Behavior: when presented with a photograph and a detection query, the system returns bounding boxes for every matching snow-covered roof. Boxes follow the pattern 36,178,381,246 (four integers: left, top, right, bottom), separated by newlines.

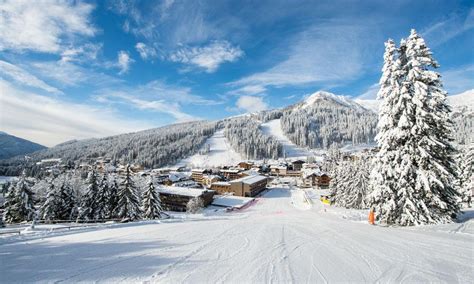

157,186,210,197
220,169,241,173
212,181,231,186
212,195,254,208
231,175,267,185
191,169,206,173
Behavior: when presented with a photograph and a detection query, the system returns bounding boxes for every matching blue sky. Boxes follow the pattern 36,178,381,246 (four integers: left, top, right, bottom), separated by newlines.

0,0,473,146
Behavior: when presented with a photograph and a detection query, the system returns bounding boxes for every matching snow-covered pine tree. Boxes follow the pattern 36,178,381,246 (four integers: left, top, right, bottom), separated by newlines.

369,30,460,226
95,174,111,220
338,159,371,209
459,143,473,208
41,182,58,221
2,182,18,224
3,172,36,223
57,179,76,220
142,178,163,219
116,165,141,220
78,169,100,220
107,177,119,219
368,39,400,224
329,161,353,205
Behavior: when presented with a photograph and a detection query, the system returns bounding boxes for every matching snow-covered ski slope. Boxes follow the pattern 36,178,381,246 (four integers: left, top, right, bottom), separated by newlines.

2,187,472,283
260,119,316,158
175,129,243,168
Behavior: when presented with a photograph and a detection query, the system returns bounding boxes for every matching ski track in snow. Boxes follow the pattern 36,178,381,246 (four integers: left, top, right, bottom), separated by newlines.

174,129,243,168
1,188,473,283
260,119,315,158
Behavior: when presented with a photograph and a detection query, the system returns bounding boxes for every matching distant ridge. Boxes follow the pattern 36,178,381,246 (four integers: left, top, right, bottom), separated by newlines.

0,132,47,160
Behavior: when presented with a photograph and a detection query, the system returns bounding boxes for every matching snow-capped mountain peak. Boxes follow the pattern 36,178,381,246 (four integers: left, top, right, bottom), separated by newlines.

448,89,474,113
300,91,366,111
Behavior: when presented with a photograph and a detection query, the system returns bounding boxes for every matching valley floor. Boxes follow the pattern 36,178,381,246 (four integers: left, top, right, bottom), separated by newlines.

1,187,473,283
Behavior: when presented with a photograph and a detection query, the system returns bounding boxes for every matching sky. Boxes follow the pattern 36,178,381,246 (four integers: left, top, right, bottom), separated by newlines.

0,0,473,147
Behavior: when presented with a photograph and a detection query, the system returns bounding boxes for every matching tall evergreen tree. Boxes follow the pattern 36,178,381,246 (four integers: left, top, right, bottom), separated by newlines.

2,182,18,224
3,172,35,223
41,182,58,221
55,179,76,220
107,177,119,219
142,178,163,219
78,169,100,220
95,174,111,220
368,39,400,224
459,143,473,208
116,165,141,220
369,30,460,226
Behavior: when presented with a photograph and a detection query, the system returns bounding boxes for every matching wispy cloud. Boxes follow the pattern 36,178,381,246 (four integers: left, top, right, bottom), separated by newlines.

170,41,243,73
135,42,157,60
421,8,474,47
0,0,96,53
60,43,102,63
94,80,221,121
230,23,368,92
0,60,62,94
96,92,196,122
235,95,268,113
30,60,123,88
117,51,134,74
441,64,474,94
357,83,380,100
0,80,153,147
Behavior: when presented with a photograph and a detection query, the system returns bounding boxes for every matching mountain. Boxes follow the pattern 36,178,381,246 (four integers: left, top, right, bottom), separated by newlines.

0,132,47,160
0,90,470,175
279,91,378,148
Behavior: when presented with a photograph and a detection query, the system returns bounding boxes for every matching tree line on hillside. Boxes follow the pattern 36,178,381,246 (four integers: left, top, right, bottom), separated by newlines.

223,117,283,159
1,165,165,224
280,102,378,149
0,121,218,176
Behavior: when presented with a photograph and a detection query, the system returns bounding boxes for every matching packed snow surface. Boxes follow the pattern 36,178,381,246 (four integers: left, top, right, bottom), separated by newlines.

1,187,472,283
260,119,316,158
174,129,243,168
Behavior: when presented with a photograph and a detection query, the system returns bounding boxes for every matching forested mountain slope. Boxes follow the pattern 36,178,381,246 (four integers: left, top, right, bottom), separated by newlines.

0,132,47,160
280,91,378,148
0,121,217,175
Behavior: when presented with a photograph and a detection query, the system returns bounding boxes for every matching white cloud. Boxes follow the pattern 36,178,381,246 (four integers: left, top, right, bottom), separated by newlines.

30,61,123,88
441,64,474,94
0,80,153,147
236,96,268,113
96,92,196,122
135,42,157,60
230,24,367,91
117,51,134,74
421,9,474,47
228,85,267,96
0,60,62,94
60,43,102,63
94,80,220,122
0,0,96,53
357,83,380,100
169,41,244,72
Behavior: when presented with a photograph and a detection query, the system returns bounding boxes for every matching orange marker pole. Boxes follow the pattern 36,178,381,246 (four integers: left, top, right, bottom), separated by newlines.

368,209,375,225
